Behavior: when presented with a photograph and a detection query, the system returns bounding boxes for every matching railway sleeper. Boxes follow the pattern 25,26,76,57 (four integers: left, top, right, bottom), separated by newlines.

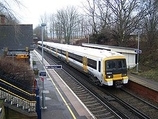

95,112,113,118
90,105,105,111
95,111,111,116
92,108,107,113
76,86,83,89
82,97,96,101
84,100,98,104
104,95,115,101
89,76,101,85
74,90,87,94
76,93,90,97
79,96,95,101
86,102,101,107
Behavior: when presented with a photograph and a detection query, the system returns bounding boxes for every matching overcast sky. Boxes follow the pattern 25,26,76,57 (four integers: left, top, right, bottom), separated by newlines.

13,0,86,28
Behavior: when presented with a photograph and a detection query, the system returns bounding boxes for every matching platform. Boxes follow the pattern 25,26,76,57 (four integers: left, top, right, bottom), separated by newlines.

31,50,94,119
129,73,158,92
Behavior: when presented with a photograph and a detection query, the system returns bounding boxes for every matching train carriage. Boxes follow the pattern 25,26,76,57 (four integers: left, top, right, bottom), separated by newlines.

38,41,128,87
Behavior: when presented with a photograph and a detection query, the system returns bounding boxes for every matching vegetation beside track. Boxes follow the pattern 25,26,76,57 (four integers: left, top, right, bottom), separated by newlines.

130,66,158,82
0,57,35,92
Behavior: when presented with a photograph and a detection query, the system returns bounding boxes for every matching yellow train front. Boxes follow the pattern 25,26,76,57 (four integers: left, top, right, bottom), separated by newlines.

3,47,30,64
15,54,30,63
102,57,128,88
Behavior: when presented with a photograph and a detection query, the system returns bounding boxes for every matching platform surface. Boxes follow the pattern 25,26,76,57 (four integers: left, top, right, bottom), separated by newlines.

31,50,94,119
129,73,158,92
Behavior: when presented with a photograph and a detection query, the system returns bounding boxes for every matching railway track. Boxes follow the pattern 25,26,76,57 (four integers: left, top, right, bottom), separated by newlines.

55,69,123,119
37,49,158,119
104,88,158,119
38,49,123,119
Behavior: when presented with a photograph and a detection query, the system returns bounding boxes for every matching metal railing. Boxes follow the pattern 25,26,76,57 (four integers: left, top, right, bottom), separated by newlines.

0,78,36,112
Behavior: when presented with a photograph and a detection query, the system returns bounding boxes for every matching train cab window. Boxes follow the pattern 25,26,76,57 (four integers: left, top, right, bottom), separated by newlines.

106,61,115,69
106,59,126,71
121,60,126,68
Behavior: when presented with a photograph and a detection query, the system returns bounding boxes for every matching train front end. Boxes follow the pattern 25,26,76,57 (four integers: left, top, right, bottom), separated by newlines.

103,57,128,88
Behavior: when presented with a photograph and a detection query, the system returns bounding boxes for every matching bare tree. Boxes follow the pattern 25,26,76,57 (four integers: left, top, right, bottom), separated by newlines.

79,14,93,41
71,14,90,40
92,0,113,43
82,0,99,35
142,0,158,48
82,0,147,46
33,25,41,40
105,0,146,46
82,0,112,36
0,0,21,24
56,6,79,44
39,13,48,24
49,14,56,40
55,21,63,42
39,13,48,40
141,0,158,64
96,0,112,30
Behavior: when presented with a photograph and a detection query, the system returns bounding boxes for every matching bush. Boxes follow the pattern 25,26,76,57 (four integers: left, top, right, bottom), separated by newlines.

0,57,35,92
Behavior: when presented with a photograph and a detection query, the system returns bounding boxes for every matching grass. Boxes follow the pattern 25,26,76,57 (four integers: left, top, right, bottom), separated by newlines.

138,69,158,81
129,65,158,82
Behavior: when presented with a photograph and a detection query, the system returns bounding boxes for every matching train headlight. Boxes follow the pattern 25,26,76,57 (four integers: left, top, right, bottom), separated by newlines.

122,73,127,77
106,74,113,78
106,72,113,78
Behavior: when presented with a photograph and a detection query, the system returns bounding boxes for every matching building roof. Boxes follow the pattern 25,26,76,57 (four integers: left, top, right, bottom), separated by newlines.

82,43,137,54
0,24,33,50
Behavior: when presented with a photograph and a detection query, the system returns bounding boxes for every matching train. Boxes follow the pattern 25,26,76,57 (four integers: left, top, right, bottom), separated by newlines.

3,47,30,64
37,41,128,87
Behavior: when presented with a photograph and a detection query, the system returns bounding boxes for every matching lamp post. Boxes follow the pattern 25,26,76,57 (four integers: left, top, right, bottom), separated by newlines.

41,23,46,65
41,23,46,109
136,31,140,73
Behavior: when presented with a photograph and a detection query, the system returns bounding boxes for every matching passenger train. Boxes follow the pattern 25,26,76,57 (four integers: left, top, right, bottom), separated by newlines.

37,41,128,87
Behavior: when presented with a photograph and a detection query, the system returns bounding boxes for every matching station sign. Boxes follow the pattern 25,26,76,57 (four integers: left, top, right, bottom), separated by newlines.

135,49,142,54
45,65,62,69
39,70,47,77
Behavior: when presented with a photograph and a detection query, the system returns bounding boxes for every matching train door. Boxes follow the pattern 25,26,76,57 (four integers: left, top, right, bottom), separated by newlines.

83,56,88,72
56,49,58,57
66,51,69,62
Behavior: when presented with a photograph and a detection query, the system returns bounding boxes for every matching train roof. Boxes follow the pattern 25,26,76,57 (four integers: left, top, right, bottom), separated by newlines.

39,41,125,59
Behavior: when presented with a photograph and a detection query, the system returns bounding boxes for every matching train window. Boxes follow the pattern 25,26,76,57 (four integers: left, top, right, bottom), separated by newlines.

135,54,138,64
98,61,101,72
53,48,56,52
68,52,82,63
68,52,72,57
51,48,55,52
58,49,62,53
61,50,66,55
68,52,74,59
74,54,82,62
88,58,96,69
